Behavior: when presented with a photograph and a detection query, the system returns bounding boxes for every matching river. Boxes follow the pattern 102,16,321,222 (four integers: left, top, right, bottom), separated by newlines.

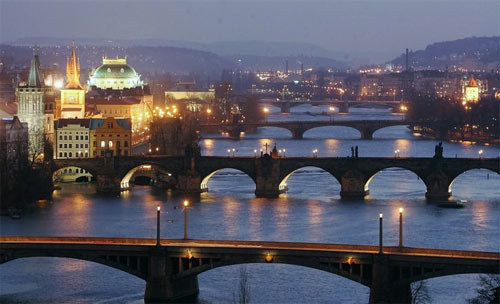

1,106,499,303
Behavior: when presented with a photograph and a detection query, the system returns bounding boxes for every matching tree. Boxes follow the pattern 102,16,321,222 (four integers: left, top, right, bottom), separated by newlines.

233,266,250,304
412,280,432,304
468,274,500,304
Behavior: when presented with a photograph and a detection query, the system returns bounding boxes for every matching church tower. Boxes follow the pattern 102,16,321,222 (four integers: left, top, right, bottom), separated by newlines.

16,48,48,155
60,42,85,118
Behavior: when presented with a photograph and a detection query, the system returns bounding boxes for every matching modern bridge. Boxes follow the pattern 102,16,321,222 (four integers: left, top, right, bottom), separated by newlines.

0,236,498,303
199,120,413,139
52,154,500,200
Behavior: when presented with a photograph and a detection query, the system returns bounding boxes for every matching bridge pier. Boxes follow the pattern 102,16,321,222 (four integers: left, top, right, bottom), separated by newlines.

369,255,412,304
280,102,290,113
255,156,282,198
176,172,202,195
425,172,452,201
359,128,374,140
338,102,349,114
145,251,199,303
340,170,369,200
96,174,121,193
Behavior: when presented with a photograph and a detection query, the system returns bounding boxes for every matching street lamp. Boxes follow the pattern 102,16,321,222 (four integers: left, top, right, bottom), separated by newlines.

282,148,286,157
254,149,257,157
398,208,403,249
313,149,318,158
478,149,483,159
379,213,383,254
156,206,161,247
183,200,189,239
329,106,335,122
263,107,269,122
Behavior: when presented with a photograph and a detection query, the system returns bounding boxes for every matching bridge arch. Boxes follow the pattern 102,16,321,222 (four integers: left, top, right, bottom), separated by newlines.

279,166,341,194
52,166,95,183
254,126,293,138
364,167,427,195
201,168,256,192
372,125,411,139
302,126,361,139
120,163,175,190
0,253,148,280
448,168,500,198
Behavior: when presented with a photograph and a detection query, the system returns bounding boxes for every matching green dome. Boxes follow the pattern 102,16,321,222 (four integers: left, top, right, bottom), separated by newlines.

88,57,143,90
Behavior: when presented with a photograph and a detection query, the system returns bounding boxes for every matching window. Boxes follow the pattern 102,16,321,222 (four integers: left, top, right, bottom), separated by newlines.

76,168,79,173
64,152,67,157
93,141,96,147
116,141,120,147
64,136,67,140
59,144,62,148
69,144,72,148
76,136,79,140
64,144,67,148
59,152,62,157
124,141,128,147
85,152,88,157
69,136,72,140
108,122,113,128
101,141,105,148
100,151,104,156
93,151,96,157
108,140,113,148
85,136,88,140
59,135,62,140
69,152,72,157
76,144,79,148
85,144,88,148
69,168,72,173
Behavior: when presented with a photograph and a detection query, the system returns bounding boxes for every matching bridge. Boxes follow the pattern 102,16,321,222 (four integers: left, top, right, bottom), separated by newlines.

1,236,498,303
258,99,407,114
200,120,413,139
52,154,500,200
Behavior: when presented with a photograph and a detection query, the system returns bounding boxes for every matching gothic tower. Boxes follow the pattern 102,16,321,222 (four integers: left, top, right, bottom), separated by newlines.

60,42,85,118
16,48,48,156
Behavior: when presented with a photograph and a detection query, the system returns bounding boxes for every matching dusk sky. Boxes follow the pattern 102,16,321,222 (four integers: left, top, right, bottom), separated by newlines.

0,0,499,60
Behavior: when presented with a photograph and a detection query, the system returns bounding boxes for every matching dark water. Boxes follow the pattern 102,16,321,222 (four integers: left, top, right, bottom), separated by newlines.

1,107,499,303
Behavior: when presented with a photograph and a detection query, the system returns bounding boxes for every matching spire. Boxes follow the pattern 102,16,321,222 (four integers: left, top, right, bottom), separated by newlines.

27,47,43,88
66,42,82,89
468,76,478,87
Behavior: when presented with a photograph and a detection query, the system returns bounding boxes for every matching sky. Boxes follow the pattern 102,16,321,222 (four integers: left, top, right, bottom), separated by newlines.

0,0,499,61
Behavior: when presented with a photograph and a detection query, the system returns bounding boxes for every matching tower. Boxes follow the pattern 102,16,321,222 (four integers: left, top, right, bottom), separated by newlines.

60,42,85,118
464,76,479,103
16,48,47,155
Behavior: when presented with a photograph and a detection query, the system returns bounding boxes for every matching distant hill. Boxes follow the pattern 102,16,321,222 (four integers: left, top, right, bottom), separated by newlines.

389,36,500,70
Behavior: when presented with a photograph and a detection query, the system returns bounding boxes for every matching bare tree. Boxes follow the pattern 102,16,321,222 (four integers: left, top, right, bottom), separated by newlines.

233,266,251,304
468,274,500,304
412,280,432,304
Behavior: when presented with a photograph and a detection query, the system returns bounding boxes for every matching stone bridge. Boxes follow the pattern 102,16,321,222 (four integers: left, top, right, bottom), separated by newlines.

200,120,413,139
0,236,498,303
52,155,500,200
258,99,407,114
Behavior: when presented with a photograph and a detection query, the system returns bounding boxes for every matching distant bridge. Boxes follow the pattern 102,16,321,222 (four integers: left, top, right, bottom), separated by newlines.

1,236,498,303
52,155,500,200
200,120,413,139
258,99,407,113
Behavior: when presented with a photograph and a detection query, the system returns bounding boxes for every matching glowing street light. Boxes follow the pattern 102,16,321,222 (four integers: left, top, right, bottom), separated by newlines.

263,107,269,122
329,106,335,122
183,200,189,239
312,148,318,158
478,150,483,159
156,206,161,247
398,208,403,248
379,212,383,254
282,148,286,157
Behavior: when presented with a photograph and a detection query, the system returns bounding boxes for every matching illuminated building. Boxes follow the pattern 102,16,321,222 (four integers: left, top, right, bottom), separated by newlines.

165,82,215,112
54,118,90,159
15,50,54,154
90,117,131,157
60,43,85,118
88,57,143,90
463,76,479,103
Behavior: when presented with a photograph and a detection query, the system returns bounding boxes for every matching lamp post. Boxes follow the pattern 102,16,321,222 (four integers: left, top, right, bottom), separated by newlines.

478,149,483,159
156,206,161,247
399,208,403,248
379,212,383,254
263,107,269,123
183,200,189,239
329,106,335,122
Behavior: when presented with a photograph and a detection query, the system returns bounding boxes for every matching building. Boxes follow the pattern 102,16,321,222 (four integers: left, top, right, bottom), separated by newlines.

165,82,215,112
463,76,480,103
15,50,53,155
0,117,28,204
59,43,85,118
88,57,143,90
54,118,90,159
90,117,131,157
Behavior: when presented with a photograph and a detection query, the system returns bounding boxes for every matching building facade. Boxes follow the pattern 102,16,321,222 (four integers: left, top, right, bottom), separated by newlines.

88,57,143,90
54,118,90,159
15,51,52,155
90,117,131,157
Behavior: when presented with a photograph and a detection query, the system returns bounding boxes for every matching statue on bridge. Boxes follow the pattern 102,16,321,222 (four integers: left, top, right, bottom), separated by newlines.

434,142,443,159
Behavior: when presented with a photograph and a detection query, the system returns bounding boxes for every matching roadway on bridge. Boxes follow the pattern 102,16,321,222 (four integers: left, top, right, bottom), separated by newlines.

1,236,498,261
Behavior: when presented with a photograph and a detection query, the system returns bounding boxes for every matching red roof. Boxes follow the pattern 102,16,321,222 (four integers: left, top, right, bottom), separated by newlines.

0,102,17,116
468,77,478,87
55,118,90,128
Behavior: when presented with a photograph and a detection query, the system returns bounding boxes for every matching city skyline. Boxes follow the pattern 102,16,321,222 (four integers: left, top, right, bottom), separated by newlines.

0,0,499,62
